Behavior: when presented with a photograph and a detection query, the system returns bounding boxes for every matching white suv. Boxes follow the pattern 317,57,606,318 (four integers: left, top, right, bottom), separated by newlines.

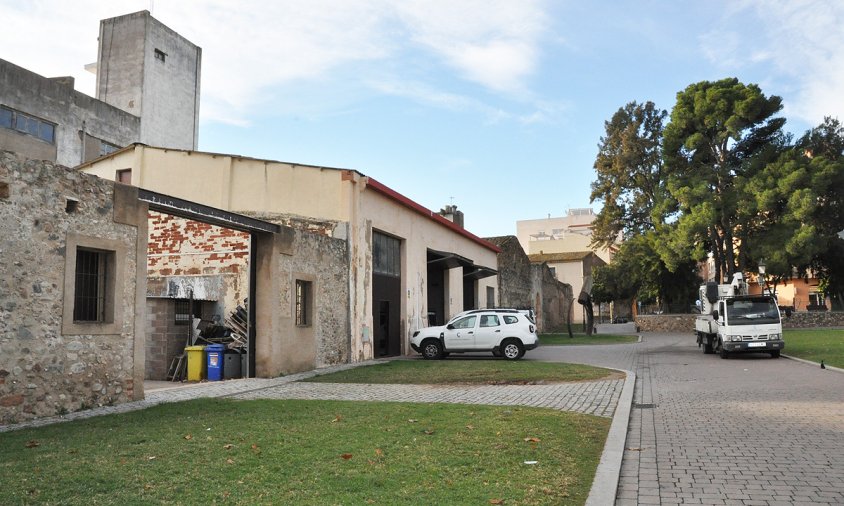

410,309,539,360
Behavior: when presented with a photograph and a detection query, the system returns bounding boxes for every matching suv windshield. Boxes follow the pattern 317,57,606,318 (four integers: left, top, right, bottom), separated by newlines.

726,297,780,325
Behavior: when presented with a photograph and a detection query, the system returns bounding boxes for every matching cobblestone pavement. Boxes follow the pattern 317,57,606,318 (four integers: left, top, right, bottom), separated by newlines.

231,378,624,417
534,333,844,505
0,359,624,433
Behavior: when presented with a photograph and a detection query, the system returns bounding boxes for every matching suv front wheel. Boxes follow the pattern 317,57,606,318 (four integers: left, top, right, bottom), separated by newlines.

421,339,443,360
501,339,524,360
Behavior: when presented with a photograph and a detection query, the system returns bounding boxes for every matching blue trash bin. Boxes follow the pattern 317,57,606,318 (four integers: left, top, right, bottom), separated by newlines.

206,344,225,381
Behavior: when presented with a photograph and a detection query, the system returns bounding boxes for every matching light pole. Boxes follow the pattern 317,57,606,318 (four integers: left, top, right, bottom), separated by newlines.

758,260,767,296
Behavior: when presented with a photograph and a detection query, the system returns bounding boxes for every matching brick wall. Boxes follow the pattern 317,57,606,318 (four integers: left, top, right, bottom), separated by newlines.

147,211,249,317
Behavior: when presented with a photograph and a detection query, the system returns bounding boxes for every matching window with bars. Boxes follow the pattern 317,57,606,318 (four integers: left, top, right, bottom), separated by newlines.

295,280,312,326
73,248,107,322
175,299,202,325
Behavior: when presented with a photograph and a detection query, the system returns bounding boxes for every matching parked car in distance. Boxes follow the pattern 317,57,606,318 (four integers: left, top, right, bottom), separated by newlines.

410,309,539,360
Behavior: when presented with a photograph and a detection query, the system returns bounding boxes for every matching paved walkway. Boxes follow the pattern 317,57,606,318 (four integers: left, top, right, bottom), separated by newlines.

535,333,844,505
0,359,625,432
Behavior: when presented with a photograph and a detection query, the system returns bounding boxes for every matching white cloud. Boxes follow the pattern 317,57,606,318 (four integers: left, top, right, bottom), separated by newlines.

0,0,550,125
394,0,548,94
699,0,844,125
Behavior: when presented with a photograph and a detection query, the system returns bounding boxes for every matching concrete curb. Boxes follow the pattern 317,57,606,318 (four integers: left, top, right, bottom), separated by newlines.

783,354,844,374
586,368,635,506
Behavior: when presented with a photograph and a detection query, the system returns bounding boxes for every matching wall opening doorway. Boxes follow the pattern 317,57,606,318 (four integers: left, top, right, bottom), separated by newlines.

372,231,401,357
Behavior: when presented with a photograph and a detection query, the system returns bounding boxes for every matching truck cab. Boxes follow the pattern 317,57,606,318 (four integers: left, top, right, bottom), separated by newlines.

694,274,784,359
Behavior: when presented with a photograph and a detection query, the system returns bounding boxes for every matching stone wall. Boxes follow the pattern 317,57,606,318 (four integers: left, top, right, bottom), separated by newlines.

533,263,573,332
782,311,844,328
487,235,533,309
0,151,143,424
636,311,844,333
635,314,698,333
278,228,350,369
486,235,573,332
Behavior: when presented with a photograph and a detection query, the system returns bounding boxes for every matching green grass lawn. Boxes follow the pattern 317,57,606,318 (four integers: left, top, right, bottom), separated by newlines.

784,328,844,368
306,359,617,384
0,398,609,505
540,333,640,346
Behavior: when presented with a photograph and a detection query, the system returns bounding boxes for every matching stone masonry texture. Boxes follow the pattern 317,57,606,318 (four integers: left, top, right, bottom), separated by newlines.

0,151,140,424
637,312,844,333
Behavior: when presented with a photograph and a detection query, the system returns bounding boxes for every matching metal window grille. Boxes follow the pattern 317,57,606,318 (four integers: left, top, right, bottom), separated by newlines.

73,249,106,322
174,299,200,325
295,280,311,326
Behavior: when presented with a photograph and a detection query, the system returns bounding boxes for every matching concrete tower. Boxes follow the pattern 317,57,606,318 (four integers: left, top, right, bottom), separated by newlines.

95,10,201,150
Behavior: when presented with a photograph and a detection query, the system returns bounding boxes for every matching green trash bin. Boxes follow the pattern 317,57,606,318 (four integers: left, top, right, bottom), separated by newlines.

185,345,206,381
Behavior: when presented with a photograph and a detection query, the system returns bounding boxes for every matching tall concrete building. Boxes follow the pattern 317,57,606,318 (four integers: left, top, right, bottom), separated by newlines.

0,10,200,168
94,10,201,150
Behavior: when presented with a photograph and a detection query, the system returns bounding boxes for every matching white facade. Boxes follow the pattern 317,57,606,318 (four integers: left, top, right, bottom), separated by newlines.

516,208,614,263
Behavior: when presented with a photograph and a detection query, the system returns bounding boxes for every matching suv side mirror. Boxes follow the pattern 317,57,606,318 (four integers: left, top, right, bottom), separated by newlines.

712,310,719,320
446,324,454,330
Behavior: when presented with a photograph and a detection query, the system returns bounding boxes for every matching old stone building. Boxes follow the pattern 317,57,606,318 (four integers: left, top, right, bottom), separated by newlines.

0,10,199,167
0,149,350,424
485,236,573,332
0,151,147,424
81,144,500,361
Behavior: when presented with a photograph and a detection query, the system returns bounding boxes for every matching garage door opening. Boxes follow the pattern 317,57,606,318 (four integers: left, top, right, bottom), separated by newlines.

372,231,401,357
138,189,279,386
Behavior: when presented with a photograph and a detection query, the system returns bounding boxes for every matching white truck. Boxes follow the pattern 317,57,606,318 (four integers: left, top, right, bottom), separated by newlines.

694,273,784,359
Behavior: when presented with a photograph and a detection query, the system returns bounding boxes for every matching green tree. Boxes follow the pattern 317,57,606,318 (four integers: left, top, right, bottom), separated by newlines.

662,78,786,281
590,101,672,247
590,234,699,311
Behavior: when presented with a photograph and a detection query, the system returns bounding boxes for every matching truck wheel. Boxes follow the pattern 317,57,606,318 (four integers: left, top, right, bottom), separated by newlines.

421,340,443,360
719,340,729,359
770,350,780,358
501,339,524,360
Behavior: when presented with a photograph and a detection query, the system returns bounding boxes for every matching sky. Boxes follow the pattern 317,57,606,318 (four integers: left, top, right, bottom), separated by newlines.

2,0,843,237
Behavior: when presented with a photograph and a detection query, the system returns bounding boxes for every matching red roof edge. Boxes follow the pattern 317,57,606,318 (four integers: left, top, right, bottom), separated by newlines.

364,177,501,254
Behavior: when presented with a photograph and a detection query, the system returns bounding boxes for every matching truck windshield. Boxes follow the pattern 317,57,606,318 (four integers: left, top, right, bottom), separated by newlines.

725,297,780,325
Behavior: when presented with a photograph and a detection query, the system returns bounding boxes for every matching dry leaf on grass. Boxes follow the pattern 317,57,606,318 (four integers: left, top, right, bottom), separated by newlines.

340,453,353,460
226,458,234,464
183,434,193,440
223,444,234,450
489,499,505,504
331,415,343,423
25,440,40,448
523,437,541,443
